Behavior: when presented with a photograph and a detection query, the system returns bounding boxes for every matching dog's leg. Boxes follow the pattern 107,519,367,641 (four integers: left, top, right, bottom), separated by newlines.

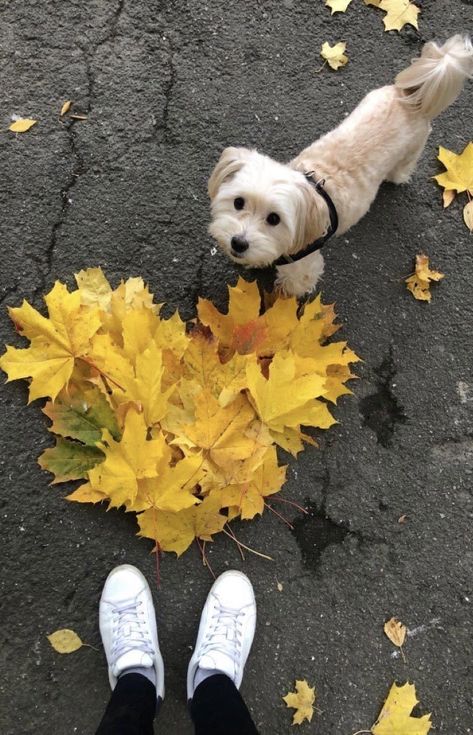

386,130,430,184
275,251,325,297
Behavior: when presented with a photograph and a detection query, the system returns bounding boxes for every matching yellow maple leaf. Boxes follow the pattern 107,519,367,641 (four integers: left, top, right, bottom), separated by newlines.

379,0,420,31
434,142,473,194
9,118,37,133
198,277,263,353
320,42,348,71
129,453,204,513
89,408,168,508
246,351,335,439
405,254,444,302
47,629,84,654
384,617,407,647
0,282,101,401
325,0,353,12
218,446,286,519
372,682,432,735
75,267,112,310
137,493,226,556
283,679,316,725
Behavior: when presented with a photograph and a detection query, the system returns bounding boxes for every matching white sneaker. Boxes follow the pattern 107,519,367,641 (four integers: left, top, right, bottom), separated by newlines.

99,564,164,701
187,570,257,700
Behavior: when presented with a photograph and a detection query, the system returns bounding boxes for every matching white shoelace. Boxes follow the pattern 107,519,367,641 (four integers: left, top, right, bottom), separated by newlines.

111,597,154,662
199,601,246,668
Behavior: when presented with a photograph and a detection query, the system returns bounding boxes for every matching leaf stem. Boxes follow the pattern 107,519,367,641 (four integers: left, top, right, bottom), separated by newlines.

79,356,125,392
264,502,294,530
222,528,273,561
270,495,309,515
225,523,246,560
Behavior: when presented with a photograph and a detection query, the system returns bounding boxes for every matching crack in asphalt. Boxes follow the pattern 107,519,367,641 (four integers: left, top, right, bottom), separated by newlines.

153,37,177,142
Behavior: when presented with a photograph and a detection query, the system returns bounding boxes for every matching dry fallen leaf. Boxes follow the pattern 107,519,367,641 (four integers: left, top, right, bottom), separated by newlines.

325,0,353,12
379,0,420,31
70,114,88,120
60,100,72,116
277,581,283,592
405,254,444,302
47,628,84,654
384,617,407,647
320,41,349,71
364,0,381,5
283,679,316,725
463,200,473,233
9,118,37,133
371,682,432,735
442,189,456,208
434,143,473,194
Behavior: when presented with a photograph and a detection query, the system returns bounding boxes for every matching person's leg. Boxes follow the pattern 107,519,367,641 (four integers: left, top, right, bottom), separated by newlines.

187,570,259,735
95,565,165,735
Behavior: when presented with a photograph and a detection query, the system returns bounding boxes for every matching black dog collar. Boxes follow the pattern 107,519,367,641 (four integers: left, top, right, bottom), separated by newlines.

273,172,339,267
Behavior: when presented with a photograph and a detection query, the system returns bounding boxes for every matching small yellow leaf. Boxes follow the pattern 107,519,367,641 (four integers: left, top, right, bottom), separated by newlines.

325,0,352,12
277,581,283,592
442,189,456,208
372,682,432,735
364,0,381,5
405,254,444,302
60,100,72,116
379,0,420,32
283,679,316,725
434,143,473,194
463,200,473,233
47,628,84,654
9,118,37,133
320,41,348,71
384,617,407,647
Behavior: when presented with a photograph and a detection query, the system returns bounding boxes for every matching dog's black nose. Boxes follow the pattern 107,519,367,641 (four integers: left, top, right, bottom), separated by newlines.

231,235,249,254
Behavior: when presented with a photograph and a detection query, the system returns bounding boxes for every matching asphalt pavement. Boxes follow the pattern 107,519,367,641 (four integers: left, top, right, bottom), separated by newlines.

1,1,472,733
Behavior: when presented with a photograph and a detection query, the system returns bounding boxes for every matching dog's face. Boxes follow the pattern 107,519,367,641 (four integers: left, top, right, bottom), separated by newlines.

208,147,321,266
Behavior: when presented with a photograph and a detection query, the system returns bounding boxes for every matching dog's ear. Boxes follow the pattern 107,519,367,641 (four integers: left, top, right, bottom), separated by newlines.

291,181,325,254
208,147,251,199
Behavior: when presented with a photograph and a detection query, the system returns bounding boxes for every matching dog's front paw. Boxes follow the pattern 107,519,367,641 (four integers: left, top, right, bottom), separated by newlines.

275,252,324,297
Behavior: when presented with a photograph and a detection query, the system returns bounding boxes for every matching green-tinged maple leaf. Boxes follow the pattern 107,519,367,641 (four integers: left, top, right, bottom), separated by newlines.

43,385,120,446
38,438,105,483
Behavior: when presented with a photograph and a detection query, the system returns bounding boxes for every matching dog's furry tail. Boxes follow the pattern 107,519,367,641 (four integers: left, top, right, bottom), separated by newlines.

395,34,473,119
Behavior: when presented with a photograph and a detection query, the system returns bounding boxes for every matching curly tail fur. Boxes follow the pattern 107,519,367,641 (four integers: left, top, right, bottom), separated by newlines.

395,34,473,119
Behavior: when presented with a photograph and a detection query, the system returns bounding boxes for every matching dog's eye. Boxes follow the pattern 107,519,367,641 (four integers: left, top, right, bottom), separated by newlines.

266,212,280,226
234,197,245,211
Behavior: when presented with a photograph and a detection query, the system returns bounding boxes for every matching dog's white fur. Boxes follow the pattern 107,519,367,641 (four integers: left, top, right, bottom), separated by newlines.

208,35,473,296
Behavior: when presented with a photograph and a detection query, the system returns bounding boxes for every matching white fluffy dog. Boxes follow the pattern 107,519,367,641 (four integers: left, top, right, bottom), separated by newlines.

208,35,473,296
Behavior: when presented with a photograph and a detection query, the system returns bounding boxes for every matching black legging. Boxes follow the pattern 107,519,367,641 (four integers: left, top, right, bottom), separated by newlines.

96,672,259,735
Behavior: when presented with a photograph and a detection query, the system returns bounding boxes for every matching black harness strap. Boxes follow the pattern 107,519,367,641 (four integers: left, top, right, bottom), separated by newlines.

273,172,339,267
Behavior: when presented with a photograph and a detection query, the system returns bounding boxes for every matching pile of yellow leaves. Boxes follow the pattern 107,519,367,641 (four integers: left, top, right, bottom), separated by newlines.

0,270,358,557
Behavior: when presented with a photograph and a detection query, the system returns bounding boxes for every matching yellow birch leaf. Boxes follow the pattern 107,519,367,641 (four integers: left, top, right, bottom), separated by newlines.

442,190,456,208
9,118,37,133
384,617,407,647
434,143,473,194
60,100,72,116
47,629,83,654
372,682,432,735
320,42,348,71
325,0,352,12
283,679,316,726
379,0,420,32
463,200,473,232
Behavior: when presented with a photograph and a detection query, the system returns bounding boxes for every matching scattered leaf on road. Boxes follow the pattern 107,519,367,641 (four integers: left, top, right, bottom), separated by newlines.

325,0,353,12
384,617,407,647
463,200,473,233
372,682,432,735
47,629,84,654
442,190,456,208
320,41,349,71
434,143,473,194
277,581,283,592
379,0,420,31
405,254,444,302
283,679,316,725
9,118,37,133
60,100,72,116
